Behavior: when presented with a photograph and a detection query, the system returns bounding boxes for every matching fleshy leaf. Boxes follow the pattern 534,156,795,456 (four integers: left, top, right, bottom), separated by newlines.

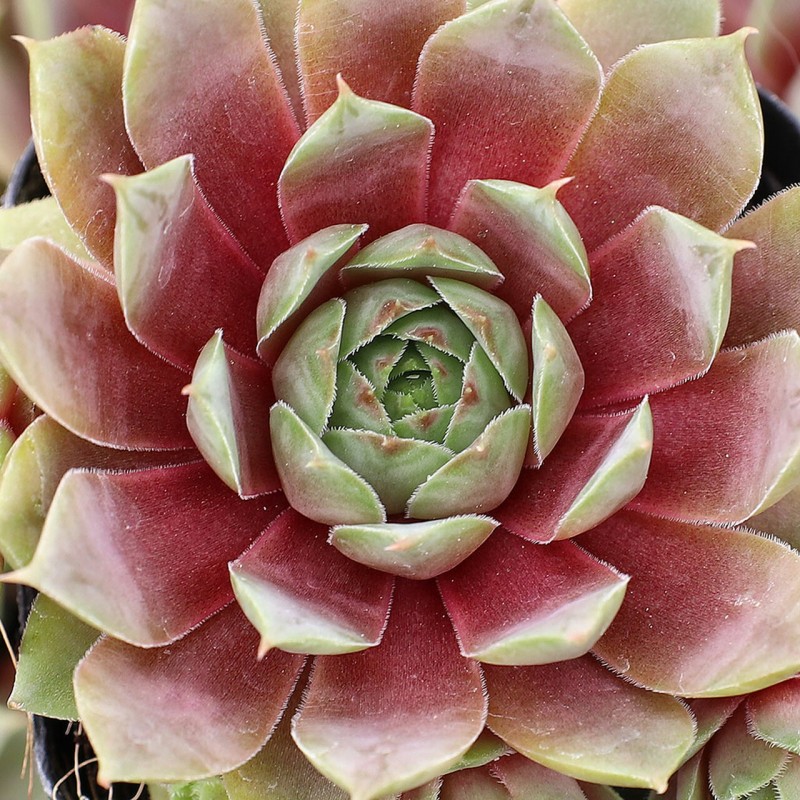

279,80,432,244
230,508,392,655
292,580,486,800
491,754,589,800
0,198,89,261
485,656,695,791
581,510,800,697
441,767,509,799
558,0,720,70
385,305,475,362
256,224,366,365
330,516,498,580
568,208,746,407
439,530,627,665
448,178,591,323
9,594,98,720
11,463,284,646
747,678,800,753
0,239,192,450
447,729,512,773
394,406,456,444
430,277,528,400
414,0,602,224
110,156,263,370
683,696,743,763
632,333,800,523
748,483,800,551
531,295,584,463
340,224,502,290
124,0,299,269
416,342,464,407
257,0,304,123
561,32,762,251
407,406,531,519
74,603,304,783
270,402,386,525
24,27,142,267
775,755,800,800
350,337,408,396
328,362,393,435
297,0,464,121
185,332,280,497
497,400,652,542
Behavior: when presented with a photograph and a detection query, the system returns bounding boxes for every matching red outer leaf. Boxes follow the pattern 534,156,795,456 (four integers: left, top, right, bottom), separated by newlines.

631,333,800,524
0,240,192,451
582,510,800,697
441,766,510,799
747,677,800,753
560,32,762,252
414,0,602,225
123,0,300,270
491,754,588,800
297,0,464,122
258,0,304,123
24,27,142,268
74,603,304,782
292,580,487,799
12,462,285,646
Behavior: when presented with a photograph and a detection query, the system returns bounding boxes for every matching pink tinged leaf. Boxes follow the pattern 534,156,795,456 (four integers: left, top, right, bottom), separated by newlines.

748,0,800,97
448,729,513,773
109,156,263,371
230,508,393,655
581,510,800,697
707,706,789,800
748,483,800,551
531,296,584,463
270,402,386,525
297,0,464,122
723,188,800,348
279,80,433,244
414,0,602,226
441,766,510,799
256,225,367,366
631,333,800,524
257,0,304,124
775,754,800,800
560,31,762,252
406,406,531,519
329,362,394,435
340,224,503,291
747,678,800,753
74,602,304,783
485,656,695,791
448,179,591,324
684,696,744,763
491,754,589,800
0,198,90,262
123,0,299,270
0,415,186,570
23,28,142,268
558,0,720,70
185,332,280,498
438,529,627,665
10,462,285,646
330,516,498,580
292,580,487,800
0,240,192,451
495,399,652,543
669,753,712,800
568,208,748,408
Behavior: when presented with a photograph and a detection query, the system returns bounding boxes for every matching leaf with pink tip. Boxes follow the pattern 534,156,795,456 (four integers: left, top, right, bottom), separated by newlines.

0,239,192,451
496,399,652,542
330,516,497,580
491,754,588,800
441,767,509,799
747,678,800,753
279,81,432,244
439,529,627,665
631,333,800,524
292,580,487,800
10,462,285,646
568,208,746,408
558,0,720,70
124,0,299,270
329,362,394,435
230,508,393,655
185,332,280,498
297,0,463,122
407,406,531,519
775,755,800,800
0,198,90,261
414,0,602,225
723,188,800,348
24,28,142,268
110,156,263,370
561,32,762,252
448,179,591,323
74,603,304,783
581,510,800,697
707,705,788,800
485,656,694,791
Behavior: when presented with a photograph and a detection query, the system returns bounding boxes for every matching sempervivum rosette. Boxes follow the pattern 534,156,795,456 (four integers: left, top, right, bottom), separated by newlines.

3,0,800,798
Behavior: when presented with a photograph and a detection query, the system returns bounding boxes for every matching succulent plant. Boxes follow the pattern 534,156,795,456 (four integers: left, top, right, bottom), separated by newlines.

2,0,800,798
